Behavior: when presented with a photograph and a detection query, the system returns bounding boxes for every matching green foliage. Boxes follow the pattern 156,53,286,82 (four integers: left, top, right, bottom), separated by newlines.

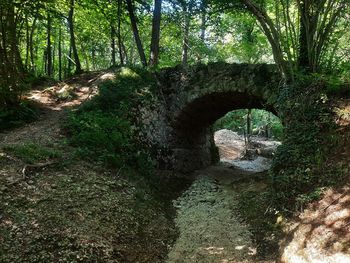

214,109,283,140
64,67,154,173
270,78,346,212
214,110,246,132
3,142,61,164
65,110,135,167
0,101,39,131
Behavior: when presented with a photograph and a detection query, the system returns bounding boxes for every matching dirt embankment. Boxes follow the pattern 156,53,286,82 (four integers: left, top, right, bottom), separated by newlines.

0,72,178,262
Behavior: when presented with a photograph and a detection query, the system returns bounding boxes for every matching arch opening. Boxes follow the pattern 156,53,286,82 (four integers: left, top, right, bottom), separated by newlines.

213,109,282,172
169,91,282,173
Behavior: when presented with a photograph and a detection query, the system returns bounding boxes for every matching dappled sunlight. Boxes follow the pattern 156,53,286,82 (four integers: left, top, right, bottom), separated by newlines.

205,246,225,255
282,186,350,263
25,71,116,111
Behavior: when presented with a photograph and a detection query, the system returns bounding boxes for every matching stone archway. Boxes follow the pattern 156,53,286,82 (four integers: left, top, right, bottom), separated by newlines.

142,62,282,172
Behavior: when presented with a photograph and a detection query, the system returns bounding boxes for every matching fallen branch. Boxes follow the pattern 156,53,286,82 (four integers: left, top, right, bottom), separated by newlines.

22,161,57,180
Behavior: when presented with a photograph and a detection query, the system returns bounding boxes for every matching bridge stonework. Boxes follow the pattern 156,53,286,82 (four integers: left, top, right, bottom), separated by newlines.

140,62,282,173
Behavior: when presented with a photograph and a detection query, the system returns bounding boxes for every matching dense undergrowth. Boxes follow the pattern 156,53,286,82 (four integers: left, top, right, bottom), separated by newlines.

0,100,39,131
64,67,155,174
265,77,348,213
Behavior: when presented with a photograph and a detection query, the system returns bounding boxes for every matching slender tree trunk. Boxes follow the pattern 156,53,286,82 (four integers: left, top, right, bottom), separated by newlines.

68,0,82,74
52,32,56,77
200,0,206,41
29,17,37,71
149,0,162,66
129,44,135,64
243,0,289,79
247,109,252,137
125,0,147,67
121,41,128,64
297,0,310,72
43,50,47,75
47,12,53,77
182,2,192,66
67,45,72,77
25,14,30,69
58,26,62,81
91,48,96,70
111,25,116,67
245,109,252,149
117,0,124,65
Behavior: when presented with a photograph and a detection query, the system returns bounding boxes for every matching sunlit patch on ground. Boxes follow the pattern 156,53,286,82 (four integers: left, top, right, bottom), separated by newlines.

281,186,350,263
25,71,116,111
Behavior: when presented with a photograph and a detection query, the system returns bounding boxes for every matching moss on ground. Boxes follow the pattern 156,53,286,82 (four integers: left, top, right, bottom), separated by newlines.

3,142,61,164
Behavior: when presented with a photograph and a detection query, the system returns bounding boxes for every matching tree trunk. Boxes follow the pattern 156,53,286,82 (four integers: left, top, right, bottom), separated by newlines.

247,109,252,138
121,41,128,64
200,0,207,41
58,26,62,81
182,2,192,66
29,17,37,71
111,25,116,67
117,0,124,65
125,0,147,67
91,48,96,70
297,0,310,72
67,45,72,77
0,2,21,108
25,14,30,69
46,12,53,77
242,0,289,79
68,0,82,74
149,0,162,66
8,3,24,75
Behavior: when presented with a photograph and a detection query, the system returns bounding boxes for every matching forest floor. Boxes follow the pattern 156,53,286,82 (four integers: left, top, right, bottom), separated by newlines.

0,72,180,262
1,72,350,263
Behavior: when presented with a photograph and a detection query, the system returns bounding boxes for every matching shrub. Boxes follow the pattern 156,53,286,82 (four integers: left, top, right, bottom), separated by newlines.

0,101,38,131
64,67,154,173
65,110,135,167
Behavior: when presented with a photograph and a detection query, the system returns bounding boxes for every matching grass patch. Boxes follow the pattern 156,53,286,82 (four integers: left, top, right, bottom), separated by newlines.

3,142,61,164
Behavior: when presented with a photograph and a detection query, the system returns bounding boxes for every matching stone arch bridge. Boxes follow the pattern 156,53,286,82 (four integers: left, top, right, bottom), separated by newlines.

141,62,282,173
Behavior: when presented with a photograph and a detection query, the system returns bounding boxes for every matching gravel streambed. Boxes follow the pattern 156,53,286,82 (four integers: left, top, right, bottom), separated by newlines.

167,170,257,263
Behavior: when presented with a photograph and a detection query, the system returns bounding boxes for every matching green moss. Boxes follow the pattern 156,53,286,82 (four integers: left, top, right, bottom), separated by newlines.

3,142,61,164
